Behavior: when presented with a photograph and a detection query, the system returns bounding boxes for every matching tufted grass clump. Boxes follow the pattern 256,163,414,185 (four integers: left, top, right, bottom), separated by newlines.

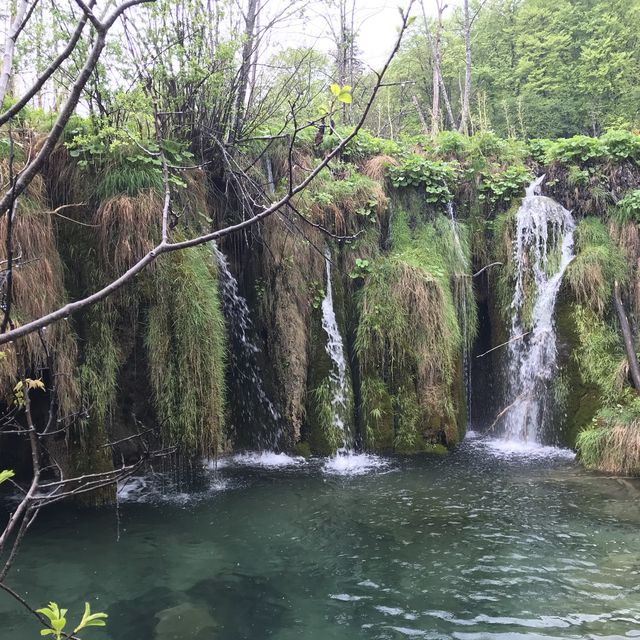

577,400,640,476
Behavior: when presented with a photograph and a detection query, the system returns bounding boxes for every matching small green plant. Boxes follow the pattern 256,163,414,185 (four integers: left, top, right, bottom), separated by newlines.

612,189,640,224
37,602,108,639
478,165,532,206
309,281,325,309
349,258,372,280
355,198,379,222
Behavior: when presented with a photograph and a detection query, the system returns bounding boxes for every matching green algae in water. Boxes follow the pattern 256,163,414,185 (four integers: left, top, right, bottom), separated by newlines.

1,439,640,640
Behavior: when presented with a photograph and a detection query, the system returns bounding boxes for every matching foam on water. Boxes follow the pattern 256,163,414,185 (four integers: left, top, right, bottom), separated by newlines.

117,475,232,505
466,433,575,460
322,452,390,476
224,451,307,468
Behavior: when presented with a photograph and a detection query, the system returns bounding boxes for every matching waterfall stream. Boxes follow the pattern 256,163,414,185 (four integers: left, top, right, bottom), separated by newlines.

213,243,281,449
320,248,352,451
503,176,575,443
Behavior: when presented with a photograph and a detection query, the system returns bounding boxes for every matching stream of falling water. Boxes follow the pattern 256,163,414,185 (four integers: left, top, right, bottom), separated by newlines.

503,176,575,443
213,243,281,449
320,248,352,451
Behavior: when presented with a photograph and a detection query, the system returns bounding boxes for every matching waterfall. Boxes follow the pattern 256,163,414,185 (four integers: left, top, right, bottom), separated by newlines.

446,201,473,422
320,248,352,451
213,243,281,449
503,176,575,443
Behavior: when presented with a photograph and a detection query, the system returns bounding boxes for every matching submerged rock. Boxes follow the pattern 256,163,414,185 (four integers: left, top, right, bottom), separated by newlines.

154,602,217,640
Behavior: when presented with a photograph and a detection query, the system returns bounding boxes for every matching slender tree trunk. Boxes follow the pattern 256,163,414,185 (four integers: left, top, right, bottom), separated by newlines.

230,0,259,143
0,0,29,106
614,280,640,394
459,0,472,133
421,0,452,134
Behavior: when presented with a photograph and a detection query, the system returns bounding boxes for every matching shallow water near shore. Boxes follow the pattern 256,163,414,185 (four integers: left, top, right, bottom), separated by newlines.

2,434,640,640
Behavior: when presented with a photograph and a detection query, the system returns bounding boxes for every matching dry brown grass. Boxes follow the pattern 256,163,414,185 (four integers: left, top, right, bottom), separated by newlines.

609,219,640,321
588,422,640,475
0,195,79,415
93,190,162,274
362,155,398,182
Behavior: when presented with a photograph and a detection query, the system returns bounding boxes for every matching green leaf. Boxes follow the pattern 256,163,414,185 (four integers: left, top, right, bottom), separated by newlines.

0,469,15,484
329,83,340,97
74,602,108,632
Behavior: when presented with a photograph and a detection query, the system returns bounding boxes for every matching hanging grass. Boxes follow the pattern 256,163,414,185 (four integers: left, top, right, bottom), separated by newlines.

146,244,227,455
572,305,628,403
93,189,163,274
356,208,466,446
259,215,324,443
566,218,627,316
577,400,640,476
0,172,79,416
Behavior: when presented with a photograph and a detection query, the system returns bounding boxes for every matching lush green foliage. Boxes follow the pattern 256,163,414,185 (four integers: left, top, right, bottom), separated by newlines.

387,156,457,205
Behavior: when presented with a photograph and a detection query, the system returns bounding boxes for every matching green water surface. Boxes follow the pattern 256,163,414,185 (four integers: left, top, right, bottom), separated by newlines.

2,436,640,640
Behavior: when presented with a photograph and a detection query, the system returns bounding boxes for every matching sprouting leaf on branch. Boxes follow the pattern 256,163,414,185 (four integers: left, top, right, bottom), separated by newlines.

329,84,353,104
37,603,67,640
37,601,108,640
74,602,109,633
12,378,45,407
0,469,15,484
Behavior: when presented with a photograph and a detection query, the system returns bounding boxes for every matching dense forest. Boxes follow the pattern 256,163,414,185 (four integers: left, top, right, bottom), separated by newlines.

1,1,640,638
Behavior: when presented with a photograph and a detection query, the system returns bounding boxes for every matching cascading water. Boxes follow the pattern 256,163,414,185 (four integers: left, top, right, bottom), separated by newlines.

502,176,575,443
320,248,352,451
213,243,281,449
446,201,473,422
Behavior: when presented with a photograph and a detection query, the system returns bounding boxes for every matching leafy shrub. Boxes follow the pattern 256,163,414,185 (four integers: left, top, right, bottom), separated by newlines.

612,189,640,224
546,135,607,163
528,138,554,164
600,129,640,162
434,130,469,156
478,164,533,206
387,155,458,205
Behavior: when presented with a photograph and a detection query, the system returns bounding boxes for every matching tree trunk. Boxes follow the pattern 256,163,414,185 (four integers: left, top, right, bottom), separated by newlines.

421,0,452,134
614,280,640,394
0,0,29,106
230,0,259,143
459,0,472,133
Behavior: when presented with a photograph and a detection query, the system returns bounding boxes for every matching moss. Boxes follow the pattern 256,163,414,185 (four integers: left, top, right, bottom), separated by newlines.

293,441,311,458
356,208,470,450
146,244,227,456
361,376,394,452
